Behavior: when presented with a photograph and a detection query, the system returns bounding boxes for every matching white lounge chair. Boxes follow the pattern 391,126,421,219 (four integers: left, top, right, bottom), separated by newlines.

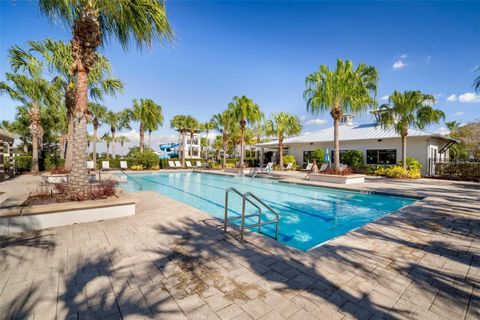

168,160,176,169
87,160,95,171
194,160,205,169
303,163,313,172
185,161,193,168
175,161,183,168
319,163,328,172
102,161,110,171
120,160,128,170
258,162,273,173
285,162,293,171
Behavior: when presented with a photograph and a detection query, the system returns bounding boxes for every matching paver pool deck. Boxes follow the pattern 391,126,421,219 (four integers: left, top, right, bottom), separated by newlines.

0,173,479,319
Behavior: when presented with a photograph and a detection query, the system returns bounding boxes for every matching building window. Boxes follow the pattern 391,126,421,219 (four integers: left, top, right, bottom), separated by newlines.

366,149,396,164
303,151,314,163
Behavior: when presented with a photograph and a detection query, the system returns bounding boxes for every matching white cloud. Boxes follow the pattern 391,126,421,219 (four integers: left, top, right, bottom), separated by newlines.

452,111,464,117
447,94,457,102
458,92,480,103
400,53,408,59
299,115,307,121
305,118,327,126
380,95,389,101
392,59,406,70
435,127,450,136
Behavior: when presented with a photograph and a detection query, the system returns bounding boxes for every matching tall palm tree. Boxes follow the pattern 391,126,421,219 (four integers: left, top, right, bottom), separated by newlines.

129,99,163,154
0,73,59,173
102,133,114,159
251,124,265,161
376,91,445,169
185,116,199,159
116,135,130,157
105,110,131,159
18,39,123,170
202,120,215,159
88,102,107,167
170,115,189,166
212,110,236,169
228,96,264,174
144,108,164,149
265,113,302,170
39,0,172,193
304,59,378,169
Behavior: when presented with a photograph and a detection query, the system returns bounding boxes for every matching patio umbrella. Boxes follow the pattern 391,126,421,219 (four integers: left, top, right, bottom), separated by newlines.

324,148,330,163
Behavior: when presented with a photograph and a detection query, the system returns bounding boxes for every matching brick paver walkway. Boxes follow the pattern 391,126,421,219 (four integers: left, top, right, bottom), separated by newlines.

0,177,479,319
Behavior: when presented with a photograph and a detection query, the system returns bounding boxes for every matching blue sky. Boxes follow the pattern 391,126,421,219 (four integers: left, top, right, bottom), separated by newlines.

1,1,480,148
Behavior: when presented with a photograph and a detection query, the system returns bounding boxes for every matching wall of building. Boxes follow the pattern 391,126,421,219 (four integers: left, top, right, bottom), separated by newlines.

284,136,450,175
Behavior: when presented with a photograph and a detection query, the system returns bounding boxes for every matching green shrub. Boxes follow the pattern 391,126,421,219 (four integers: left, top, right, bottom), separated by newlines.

15,156,32,172
282,155,297,169
44,157,65,170
398,157,422,171
374,165,421,179
340,150,364,168
311,148,325,163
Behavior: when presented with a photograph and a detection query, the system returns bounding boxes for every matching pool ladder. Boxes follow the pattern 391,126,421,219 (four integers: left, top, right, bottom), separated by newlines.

224,187,279,240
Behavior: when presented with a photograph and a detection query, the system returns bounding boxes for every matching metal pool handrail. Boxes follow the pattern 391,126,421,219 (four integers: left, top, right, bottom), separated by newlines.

224,187,261,232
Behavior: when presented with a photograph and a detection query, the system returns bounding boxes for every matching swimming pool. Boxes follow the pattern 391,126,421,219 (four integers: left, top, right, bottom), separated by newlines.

120,172,416,251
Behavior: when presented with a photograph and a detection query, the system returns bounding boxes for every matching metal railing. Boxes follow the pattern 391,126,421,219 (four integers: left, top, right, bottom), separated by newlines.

224,187,279,240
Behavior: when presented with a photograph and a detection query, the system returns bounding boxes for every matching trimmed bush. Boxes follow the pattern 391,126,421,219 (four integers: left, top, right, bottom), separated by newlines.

374,165,421,179
282,155,297,169
15,155,32,172
44,157,65,170
398,157,422,171
340,150,364,168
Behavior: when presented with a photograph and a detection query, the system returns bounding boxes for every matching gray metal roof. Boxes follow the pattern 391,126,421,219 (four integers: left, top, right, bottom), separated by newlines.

258,123,453,147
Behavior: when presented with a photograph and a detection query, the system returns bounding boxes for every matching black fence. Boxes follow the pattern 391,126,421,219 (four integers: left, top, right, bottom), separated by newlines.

428,158,480,182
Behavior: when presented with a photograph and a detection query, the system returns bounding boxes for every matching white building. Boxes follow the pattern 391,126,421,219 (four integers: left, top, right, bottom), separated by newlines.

178,131,201,159
258,115,456,176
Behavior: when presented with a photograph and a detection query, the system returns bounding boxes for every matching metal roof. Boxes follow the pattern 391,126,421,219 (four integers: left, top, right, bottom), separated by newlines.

258,123,453,147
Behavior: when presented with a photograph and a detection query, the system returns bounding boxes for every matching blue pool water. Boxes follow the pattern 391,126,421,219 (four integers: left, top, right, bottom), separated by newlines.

120,172,416,251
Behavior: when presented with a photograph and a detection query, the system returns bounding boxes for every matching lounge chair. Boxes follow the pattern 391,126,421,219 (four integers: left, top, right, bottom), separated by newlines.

258,162,273,173
168,160,176,169
194,160,205,169
120,160,128,170
174,161,183,168
302,163,313,172
319,163,328,172
185,161,193,168
102,161,110,171
285,162,293,171
87,160,95,171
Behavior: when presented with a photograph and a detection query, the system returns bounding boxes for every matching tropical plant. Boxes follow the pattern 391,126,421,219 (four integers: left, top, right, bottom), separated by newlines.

88,102,107,166
27,39,123,169
0,107,31,154
129,99,163,154
265,112,302,170
340,150,364,168
311,148,325,164
38,0,172,193
304,59,378,169
202,120,215,159
446,121,469,160
228,96,263,174
376,91,445,169
212,110,236,168
102,133,114,158
170,115,189,166
104,109,131,159
116,135,130,157
0,68,60,173
144,106,164,149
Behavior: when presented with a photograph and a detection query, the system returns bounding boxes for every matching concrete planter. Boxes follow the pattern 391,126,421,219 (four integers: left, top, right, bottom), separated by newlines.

0,194,136,235
309,174,365,184
41,172,97,184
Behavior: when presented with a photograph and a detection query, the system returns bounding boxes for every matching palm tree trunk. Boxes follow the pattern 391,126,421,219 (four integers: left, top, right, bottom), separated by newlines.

333,117,340,169
239,125,245,175
106,143,110,158
59,135,66,159
22,139,28,154
402,134,407,170
70,63,89,193
139,122,145,154
111,129,116,159
29,104,41,174
92,124,98,169
278,135,284,171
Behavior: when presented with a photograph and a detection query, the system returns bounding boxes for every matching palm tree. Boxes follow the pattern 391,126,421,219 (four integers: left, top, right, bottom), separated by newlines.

304,59,378,169
228,96,264,174
102,133,114,159
0,73,59,173
88,103,107,167
145,109,164,149
19,39,123,170
376,91,445,169
170,115,189,166
251,124,265,162
185,116,199,160
39,0,172,193
105,110,131,159
202,120,215,159
116,136,130,157
129,99,163,154
265,113,302,170
212,110,236,169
